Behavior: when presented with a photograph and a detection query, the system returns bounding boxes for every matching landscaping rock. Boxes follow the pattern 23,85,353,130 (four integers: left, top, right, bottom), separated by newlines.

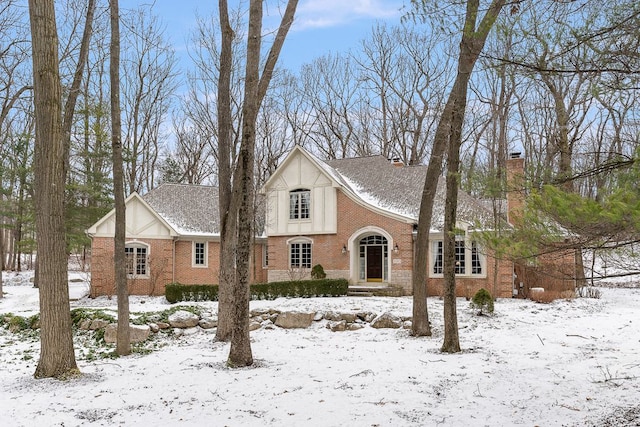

313,312,324,321
104,324,151,344
199,317,217,329
156,322,170,330
357,312,377,323
90,319,110,330
168,310,200,328
79,319,92,330
370,312,403,329
181,327,199,336
402,320,412,329
326,320,347,332
149,323,159,333
249,321,262,331
274,311,315,329
348,323,364,331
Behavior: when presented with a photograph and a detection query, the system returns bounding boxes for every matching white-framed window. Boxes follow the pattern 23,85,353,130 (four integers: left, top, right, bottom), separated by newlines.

262,243,269,268
290,240,312,268
193,241,207,267
125,242,149,277
431,238,485,277
289,189,310,220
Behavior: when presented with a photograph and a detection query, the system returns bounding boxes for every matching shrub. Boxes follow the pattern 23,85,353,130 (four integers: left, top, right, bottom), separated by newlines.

470,288,494,315
165,279,349,303
311,264,326,279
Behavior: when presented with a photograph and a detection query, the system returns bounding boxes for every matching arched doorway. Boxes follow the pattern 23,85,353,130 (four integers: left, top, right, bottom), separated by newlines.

358,235,388,282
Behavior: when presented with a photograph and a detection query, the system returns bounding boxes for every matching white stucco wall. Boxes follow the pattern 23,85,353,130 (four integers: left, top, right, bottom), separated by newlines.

265,150,337,236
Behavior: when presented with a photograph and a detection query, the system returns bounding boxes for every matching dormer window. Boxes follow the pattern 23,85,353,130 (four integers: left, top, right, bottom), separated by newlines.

289,189,310,220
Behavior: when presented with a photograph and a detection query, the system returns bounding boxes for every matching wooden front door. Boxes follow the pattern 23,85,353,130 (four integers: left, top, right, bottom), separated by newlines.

366,246,383,282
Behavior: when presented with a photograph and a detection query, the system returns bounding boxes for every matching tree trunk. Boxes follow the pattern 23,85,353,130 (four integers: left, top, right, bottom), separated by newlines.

412,0,506,341
215,0,236,342
226,0,299,367
29,0,79,379
110,0,130,356
227,0,263,367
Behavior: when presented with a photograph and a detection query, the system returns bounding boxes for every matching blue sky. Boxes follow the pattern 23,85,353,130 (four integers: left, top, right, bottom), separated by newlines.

120,0,407,71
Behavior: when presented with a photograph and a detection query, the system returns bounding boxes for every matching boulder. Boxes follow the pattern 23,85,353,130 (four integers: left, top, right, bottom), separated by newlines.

199,317,218,329
149,323,159,333
90,319,110,330
168,310,200,328
156,322,170,330
348,323,364,331
249,321,262,331
357,312,377,323
326,320,347,332
78,319,92,330
370,312,403,329
104,324,151,344
274,311,315,329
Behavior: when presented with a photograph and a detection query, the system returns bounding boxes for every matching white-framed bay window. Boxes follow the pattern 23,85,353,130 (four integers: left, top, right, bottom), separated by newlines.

431,236,485,277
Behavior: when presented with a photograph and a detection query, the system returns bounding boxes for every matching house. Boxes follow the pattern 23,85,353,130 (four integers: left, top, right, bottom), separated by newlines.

87,145,575,298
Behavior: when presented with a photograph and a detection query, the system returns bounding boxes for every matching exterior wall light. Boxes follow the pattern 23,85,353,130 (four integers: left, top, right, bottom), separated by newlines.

342,244,347,254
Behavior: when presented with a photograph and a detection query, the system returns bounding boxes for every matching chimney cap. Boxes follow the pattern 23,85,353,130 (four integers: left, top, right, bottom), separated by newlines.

509,152,522,159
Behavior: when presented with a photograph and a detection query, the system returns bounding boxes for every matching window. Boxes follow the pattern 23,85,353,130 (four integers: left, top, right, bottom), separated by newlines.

125,244,148,276
290,242,311,268
262,244,269,268
193,242,207,267
471,241,482,274
455,240,465,274
289,189,310,220
433,241,443,274
431,239,484,277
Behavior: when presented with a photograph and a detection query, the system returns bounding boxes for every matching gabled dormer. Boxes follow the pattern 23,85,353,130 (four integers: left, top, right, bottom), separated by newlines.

261,146,339,236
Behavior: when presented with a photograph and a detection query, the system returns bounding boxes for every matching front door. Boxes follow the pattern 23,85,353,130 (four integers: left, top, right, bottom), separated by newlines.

366,245,383,282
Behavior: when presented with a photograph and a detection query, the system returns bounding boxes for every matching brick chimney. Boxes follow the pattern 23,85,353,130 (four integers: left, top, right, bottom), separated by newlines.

506,152,525,226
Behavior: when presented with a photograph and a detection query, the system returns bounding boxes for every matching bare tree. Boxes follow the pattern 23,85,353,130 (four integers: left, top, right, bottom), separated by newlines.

28,0,79,379
121,6,177,194
409,0,508,347
110,0,130,356
221,0,299,367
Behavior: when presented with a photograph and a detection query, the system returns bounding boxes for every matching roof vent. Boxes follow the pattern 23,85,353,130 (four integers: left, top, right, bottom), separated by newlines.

509,152,522,159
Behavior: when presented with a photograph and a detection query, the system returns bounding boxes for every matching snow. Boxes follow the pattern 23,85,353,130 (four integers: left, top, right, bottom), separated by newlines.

1,271,640,426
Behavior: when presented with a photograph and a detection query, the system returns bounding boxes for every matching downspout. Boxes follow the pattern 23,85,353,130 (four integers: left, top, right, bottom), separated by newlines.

172,237,177,283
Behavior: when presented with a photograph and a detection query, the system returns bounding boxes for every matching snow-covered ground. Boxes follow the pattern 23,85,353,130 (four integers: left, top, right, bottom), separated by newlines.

1,270,639,426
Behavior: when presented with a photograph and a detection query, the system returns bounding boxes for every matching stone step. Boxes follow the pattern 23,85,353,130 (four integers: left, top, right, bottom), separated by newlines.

347,290,374,297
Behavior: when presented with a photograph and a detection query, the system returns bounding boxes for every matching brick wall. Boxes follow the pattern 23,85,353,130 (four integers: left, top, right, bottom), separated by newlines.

90,237,174,297
91,237,267,297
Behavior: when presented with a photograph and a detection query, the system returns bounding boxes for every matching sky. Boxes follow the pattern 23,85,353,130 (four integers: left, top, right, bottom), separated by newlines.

120,0,407,72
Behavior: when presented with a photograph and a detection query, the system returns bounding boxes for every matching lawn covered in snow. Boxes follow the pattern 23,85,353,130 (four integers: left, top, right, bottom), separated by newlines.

1,271,639,426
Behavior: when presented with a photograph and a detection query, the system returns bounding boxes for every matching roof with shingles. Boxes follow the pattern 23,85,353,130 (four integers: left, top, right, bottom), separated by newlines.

140,151,503,236
325,155,502,231
142,184,220,235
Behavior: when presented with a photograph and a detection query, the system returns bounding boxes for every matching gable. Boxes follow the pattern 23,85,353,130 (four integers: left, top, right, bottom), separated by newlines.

263,147,338,236
87,193,177,239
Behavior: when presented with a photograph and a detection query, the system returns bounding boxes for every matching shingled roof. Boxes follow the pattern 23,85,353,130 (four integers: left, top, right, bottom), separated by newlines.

142,184,220,235
325,155,501,231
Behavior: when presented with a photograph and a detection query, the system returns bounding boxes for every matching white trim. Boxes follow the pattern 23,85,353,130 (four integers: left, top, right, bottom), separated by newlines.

428,234,487,279
287,237,313,269
125,241,150,279
192,241,208,268
347,226,395,285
